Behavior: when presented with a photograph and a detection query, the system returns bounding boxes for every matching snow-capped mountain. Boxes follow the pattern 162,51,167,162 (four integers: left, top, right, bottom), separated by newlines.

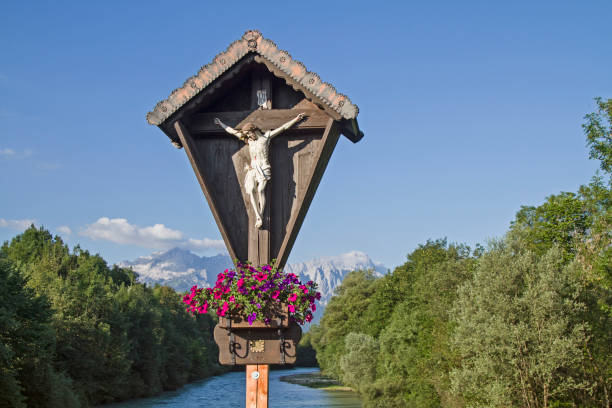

120,248,387,324
120,247,230,291
284,251,387,307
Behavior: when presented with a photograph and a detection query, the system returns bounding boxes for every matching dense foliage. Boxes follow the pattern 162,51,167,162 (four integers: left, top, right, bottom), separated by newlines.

310,98,611,407
0,227,224,407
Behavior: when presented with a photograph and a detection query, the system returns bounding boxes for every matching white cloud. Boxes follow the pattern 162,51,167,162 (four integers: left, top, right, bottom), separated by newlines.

0,218,35,230
184,237,226,252
57,226,72,236
80,217,225,253
0,148,33,159
0,148,15,157
140,223,183,241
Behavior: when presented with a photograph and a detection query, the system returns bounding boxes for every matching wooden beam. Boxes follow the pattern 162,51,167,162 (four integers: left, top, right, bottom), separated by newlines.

188,109,330,134
174,120,238,262
246,365,268,408
341,118,364,143
276,118,341,268
256,365,269,408
246,365,258,408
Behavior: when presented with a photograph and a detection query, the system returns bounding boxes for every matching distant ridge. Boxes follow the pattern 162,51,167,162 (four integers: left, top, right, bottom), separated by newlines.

284,251,387,307
120,248,387,324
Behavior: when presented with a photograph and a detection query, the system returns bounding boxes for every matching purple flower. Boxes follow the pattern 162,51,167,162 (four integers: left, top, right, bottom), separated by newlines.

247,312,257,325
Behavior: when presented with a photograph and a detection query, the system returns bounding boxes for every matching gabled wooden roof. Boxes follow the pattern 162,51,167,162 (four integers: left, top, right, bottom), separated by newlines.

146,30,359,127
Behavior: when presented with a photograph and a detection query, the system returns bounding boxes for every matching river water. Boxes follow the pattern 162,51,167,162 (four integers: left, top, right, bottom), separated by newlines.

105,367,362,408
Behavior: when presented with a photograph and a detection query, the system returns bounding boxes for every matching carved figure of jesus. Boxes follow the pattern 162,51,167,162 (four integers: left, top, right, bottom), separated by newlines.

214,113,305,229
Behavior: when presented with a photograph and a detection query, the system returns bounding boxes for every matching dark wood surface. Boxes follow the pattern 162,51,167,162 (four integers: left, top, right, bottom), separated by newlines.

276,118,340,268
253,55,343,122
187,109,329,134
175,120,242,262
214,323,302,365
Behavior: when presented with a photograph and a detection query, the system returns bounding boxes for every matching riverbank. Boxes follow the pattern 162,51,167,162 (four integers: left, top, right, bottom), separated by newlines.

279,371,354,392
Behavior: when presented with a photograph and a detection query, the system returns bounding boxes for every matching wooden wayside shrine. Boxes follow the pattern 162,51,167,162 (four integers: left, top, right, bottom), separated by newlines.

147,30,362,408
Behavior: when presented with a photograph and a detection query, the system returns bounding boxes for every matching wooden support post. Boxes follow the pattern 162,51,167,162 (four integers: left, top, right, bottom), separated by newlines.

245,61,271,406
246,364,269,408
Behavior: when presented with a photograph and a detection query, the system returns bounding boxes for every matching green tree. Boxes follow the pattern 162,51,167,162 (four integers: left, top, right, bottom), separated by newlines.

310,270,378,378
451,240,609,407
0,258,79,408
372,241,475,408
1,226,224,406
339,332,379,394
584,97,612,175
295,331,318,367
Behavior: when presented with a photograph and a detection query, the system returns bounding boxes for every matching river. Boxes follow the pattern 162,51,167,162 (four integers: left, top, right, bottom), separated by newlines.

104,367,362,407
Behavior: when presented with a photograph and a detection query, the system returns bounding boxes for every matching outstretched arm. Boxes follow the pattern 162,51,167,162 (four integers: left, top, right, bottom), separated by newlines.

214,117,243,139
269,113,306,138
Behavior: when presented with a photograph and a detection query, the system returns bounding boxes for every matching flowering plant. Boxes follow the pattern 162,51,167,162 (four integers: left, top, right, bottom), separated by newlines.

183,262,320,325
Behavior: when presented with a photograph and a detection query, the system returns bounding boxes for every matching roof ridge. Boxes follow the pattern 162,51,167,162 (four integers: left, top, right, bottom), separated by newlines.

146,30,359,126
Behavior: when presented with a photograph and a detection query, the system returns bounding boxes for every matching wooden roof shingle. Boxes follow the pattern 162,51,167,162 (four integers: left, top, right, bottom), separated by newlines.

146,30,359,126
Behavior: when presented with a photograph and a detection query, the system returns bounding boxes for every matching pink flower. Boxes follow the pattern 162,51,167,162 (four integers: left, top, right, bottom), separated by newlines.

305,313,313,322
229,296,235,302
311,303,316,312
255,272,268,282
237,278,245,287
197,301,208,314
214,290,222,300
217,301,229,317
288,293,298,302
271,290,280,300
288,304,295,313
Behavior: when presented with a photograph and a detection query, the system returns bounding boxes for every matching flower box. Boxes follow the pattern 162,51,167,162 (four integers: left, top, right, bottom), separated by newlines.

183,263,320,327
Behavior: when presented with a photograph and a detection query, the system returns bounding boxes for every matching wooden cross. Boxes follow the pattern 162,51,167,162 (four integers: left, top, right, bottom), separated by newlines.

147,30,362,408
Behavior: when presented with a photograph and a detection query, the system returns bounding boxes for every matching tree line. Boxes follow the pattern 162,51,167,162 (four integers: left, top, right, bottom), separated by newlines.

309,98,612,407
0,227,225,407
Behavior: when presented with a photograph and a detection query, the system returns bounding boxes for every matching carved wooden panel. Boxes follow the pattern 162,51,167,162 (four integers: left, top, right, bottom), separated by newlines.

213,323,302,365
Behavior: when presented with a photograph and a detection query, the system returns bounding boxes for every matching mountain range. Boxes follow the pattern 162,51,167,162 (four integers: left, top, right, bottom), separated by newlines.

120,248,387,324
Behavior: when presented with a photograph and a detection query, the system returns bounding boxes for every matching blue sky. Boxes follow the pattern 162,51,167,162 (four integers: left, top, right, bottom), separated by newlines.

1,1,610,269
